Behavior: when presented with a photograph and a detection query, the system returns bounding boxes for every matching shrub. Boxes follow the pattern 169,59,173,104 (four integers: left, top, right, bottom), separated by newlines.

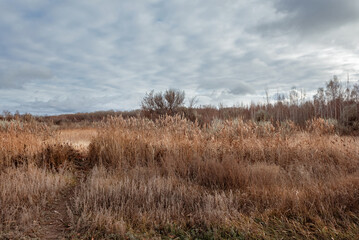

69,116,359,238
141,89,185,118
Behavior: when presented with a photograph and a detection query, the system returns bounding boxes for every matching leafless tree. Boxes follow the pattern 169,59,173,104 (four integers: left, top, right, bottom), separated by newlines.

325,76,343,119
314,87,326,118
164,89,185,114
141,89,185,116
188,96,199,109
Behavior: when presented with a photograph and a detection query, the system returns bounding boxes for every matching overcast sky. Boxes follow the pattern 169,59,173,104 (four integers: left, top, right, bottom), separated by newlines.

1,0,359,115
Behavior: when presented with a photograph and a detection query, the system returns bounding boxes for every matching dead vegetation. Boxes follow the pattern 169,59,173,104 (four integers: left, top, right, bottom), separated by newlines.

71,116,359,239
0,165,73,238
1,116,359,239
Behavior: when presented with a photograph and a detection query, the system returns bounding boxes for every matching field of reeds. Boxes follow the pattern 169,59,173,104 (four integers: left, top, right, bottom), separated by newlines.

1,116,359,239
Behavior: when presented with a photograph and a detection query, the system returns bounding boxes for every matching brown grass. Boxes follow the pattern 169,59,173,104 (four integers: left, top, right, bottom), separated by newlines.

1,116,359,239
0,165,73,238
68,116,359,238
56,128,97,151
0,120,51,168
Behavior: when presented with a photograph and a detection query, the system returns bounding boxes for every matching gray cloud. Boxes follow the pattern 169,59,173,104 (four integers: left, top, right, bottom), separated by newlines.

258,0,359,36
229,82,255,95
21,96,116,114
0,65,52,88
0,0,358,114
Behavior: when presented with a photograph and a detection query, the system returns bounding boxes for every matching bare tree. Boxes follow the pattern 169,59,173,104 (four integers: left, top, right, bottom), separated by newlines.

289,87,299,106
188,96,199,109
141,90,164,115
164,89,185,114
141,89,185,117
325,76,343,119
314,87,326,118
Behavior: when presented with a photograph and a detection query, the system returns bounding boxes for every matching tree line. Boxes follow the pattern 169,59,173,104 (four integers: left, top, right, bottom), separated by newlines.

141,76,359,133
1,76,358,133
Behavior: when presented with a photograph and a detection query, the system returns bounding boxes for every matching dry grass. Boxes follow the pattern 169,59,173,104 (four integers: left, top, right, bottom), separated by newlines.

56,128,97,151
0,120,52,168
0,121,76,238
1,116,359,239
67,116,359,239
0,165,73,238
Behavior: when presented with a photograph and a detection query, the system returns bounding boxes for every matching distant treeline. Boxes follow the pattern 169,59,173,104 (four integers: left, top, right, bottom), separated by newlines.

1,76,358,133
0,110,140,125
139,76,359,133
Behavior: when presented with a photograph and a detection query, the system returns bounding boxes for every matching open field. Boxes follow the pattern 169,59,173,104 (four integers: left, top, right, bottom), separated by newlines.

55,128,97,152
1,116,359,239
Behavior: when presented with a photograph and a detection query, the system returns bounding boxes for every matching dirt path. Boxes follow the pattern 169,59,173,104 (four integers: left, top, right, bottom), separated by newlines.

37,148,90,239
38,184,76,239
31,129,94,239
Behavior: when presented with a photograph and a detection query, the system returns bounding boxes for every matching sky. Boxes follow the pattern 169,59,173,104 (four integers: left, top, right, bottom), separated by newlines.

0,0,359,115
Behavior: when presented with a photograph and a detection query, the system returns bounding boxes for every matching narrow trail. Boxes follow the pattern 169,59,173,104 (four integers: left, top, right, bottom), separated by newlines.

38,184,76,239
37,147,90,239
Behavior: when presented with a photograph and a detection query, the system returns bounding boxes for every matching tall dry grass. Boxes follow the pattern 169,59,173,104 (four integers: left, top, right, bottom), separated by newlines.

0,120,76,238
1,116,359,238
0,120,54,168
67,116,359,238
0,165,73,238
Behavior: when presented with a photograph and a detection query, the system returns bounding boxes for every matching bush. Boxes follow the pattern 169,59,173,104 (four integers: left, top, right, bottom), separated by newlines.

141,89,185,118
